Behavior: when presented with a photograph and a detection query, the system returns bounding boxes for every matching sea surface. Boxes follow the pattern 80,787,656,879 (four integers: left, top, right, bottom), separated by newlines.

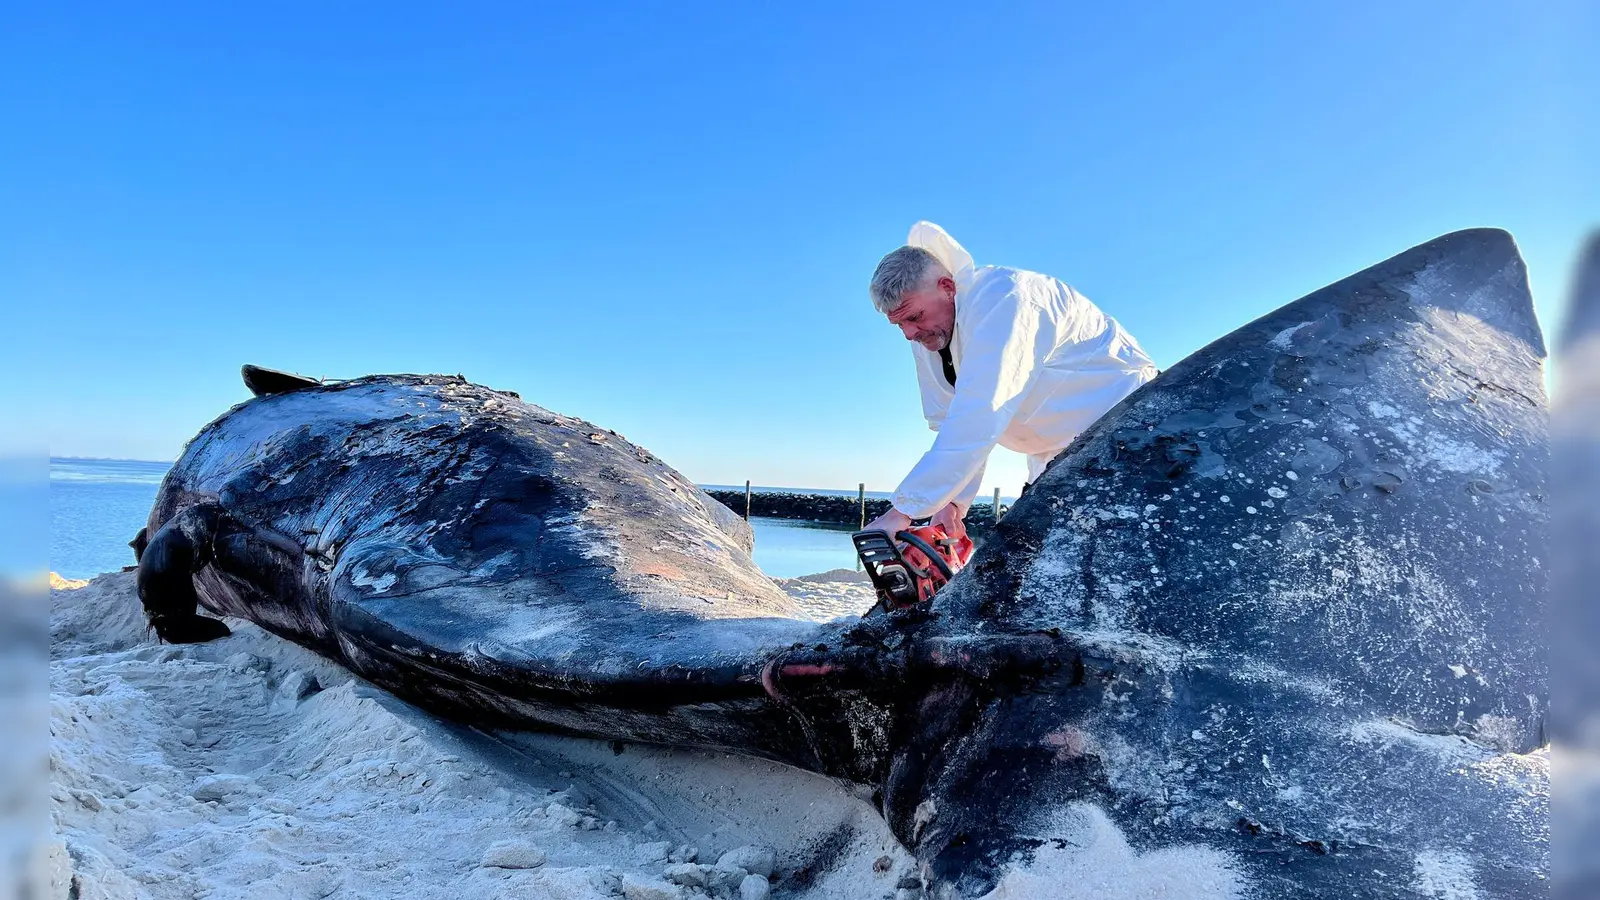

51,459,172,581
49,458,860,581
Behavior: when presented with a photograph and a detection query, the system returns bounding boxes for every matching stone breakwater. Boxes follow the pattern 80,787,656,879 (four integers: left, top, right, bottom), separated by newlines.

703,490,1004,537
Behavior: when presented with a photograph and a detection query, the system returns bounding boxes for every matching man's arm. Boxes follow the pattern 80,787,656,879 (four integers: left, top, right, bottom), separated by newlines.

948,461,987,515
890,281,1054,519
924,461,986,541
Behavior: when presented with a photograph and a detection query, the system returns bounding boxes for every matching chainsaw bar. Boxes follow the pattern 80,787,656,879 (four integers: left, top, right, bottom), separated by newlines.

853,525,975,612
852,529,922,610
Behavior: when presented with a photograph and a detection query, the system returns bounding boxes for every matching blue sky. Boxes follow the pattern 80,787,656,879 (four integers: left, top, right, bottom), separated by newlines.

6,1,1594,495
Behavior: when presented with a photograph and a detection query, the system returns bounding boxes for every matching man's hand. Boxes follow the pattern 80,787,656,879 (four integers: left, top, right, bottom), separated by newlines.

931,501,968,543
863,507,913,538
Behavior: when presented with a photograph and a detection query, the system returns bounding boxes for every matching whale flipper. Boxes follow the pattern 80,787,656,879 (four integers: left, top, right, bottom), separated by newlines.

137,504,232,643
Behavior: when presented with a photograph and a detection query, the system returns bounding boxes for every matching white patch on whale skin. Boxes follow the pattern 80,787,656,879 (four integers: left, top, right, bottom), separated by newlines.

350,568,397,593
1384,418,1504,475
1066,628,1192,669
1268,321,1312,351
470,551,517,578
1346,719,1490,764
544,512,613,562
1412,850,1481,900
1469,714,1523,754
474,608,590,659
912,799,937,841
980,803,1243,900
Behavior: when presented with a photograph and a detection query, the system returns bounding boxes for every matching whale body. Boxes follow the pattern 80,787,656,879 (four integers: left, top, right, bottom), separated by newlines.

138,229,1549,897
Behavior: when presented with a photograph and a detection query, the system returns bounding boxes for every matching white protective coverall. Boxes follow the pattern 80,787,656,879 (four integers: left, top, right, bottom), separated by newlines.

890,222,1158,519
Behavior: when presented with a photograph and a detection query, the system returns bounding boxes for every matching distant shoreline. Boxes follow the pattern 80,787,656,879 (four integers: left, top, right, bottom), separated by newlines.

704,488,1011,534
51,459,1018,505
51,456,174,464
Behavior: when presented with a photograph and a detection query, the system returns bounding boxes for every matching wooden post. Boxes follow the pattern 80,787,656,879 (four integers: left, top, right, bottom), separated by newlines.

857,483,866,571
994,487,1002,523
745,480,752,520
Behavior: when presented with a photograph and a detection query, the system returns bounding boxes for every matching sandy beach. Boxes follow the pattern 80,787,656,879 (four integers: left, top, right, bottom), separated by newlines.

47,569,921,900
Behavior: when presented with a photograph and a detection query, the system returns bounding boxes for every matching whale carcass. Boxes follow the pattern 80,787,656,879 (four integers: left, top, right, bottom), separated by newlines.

134,371,827,759
136,228,1549,897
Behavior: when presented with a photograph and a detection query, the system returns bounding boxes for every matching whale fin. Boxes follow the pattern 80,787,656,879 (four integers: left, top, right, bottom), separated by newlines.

242,364,321,397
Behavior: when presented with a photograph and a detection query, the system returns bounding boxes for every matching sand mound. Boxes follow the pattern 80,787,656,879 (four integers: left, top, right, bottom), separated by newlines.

49,573,88,591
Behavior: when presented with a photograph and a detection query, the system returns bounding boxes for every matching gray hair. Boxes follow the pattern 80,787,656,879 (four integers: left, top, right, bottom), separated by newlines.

869,245,947,314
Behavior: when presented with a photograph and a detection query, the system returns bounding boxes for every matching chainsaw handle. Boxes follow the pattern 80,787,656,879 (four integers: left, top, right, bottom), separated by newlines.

895,529,955,581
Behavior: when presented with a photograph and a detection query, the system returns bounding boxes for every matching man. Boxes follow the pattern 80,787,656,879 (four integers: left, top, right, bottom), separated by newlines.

863,221,1158,542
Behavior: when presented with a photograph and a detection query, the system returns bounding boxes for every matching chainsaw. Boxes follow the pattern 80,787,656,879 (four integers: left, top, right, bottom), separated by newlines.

852,525,974,612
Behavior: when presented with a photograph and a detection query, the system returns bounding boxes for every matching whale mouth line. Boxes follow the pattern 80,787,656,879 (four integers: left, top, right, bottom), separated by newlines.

762,630,1077,703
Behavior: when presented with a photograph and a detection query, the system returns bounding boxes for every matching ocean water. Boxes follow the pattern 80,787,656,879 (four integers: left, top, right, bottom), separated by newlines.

50,459,169,580
745,517,860,578
48,458,860,581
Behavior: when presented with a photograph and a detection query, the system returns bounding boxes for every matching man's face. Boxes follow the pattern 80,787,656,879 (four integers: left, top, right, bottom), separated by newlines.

886,275,958,351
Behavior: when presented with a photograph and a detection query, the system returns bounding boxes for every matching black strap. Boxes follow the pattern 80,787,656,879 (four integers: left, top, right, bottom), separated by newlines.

938,347,957,387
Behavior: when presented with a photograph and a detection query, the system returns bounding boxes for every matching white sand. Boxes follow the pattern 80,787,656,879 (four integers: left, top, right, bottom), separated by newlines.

46,569,1249,899
47,570,912,900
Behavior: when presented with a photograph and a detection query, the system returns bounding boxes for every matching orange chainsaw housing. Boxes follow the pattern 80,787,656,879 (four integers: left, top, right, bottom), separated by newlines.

890,525,974,607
